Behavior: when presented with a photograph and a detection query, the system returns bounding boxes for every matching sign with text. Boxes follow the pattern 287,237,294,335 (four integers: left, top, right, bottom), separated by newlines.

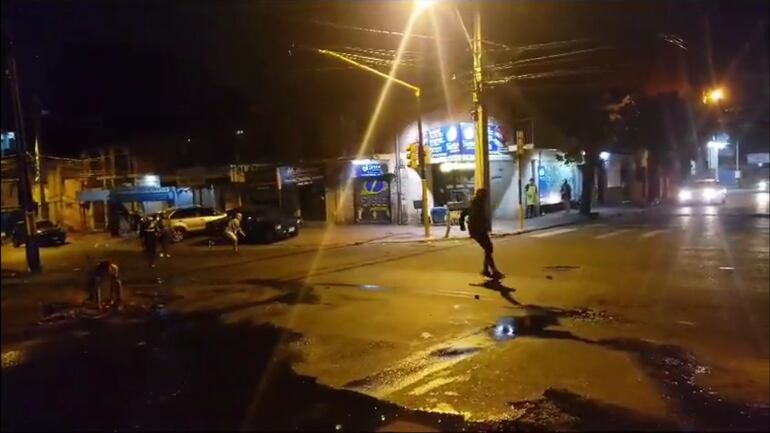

354,161,387,178
425,122,509,164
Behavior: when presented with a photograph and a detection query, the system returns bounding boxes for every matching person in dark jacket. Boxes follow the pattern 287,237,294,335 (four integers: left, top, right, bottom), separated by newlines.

157,214,173,258
560,179,572,213
460,189,504,279
141,215,159,267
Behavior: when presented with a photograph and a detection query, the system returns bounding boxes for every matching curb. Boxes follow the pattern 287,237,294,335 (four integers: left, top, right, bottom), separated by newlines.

369,207,647,245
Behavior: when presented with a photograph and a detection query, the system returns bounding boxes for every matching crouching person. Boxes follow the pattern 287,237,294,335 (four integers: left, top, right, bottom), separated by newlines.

87,260,124,310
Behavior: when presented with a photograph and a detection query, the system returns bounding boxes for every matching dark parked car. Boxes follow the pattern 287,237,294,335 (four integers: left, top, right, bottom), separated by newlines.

207,206,300,244
12,220,67,247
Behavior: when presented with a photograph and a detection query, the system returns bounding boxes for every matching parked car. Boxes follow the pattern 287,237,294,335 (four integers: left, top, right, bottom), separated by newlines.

12,220,67,247
206,206,300,244
160,206,227,242
678,178,727,205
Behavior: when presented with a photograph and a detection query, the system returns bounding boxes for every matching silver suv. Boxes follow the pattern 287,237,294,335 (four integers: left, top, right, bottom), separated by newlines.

163,206,226,242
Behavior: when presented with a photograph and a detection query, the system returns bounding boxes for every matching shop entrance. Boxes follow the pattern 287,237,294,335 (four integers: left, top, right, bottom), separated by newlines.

354,177,391,224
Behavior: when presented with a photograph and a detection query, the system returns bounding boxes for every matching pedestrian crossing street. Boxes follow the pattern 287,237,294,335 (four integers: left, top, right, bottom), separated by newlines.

526,224,671,241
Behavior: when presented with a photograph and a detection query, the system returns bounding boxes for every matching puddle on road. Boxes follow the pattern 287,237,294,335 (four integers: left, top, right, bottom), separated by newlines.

486,307,769,430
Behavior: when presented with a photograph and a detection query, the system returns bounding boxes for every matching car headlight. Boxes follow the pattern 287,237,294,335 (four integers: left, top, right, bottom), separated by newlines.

759,181,768,191
702,188,717,200
274,224,282,230
678,189,692,201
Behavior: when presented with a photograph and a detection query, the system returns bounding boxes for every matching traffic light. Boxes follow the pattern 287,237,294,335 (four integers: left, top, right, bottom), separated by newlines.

423,144,431,165
406,143,419,169
516,130,525,154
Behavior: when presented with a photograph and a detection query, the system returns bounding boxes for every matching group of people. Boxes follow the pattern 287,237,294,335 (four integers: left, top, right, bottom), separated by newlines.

140,213,173,267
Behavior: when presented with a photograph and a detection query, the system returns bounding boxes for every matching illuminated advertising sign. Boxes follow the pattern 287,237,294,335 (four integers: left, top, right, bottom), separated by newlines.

425,122,509,164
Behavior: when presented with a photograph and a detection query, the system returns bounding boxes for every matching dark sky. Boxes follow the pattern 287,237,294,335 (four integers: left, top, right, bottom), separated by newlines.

2,0,767,158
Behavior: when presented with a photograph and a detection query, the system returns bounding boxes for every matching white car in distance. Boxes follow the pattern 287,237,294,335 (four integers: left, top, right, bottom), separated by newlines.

161,206,227,242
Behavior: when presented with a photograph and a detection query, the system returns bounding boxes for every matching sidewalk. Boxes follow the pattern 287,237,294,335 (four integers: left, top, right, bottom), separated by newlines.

295,205,647,246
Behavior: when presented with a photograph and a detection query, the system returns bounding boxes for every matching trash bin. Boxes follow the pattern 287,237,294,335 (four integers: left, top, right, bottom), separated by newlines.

430,207,448,225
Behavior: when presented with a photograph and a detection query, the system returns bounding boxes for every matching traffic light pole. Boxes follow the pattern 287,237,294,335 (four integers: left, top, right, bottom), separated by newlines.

316,48,430,238
6,51,42,273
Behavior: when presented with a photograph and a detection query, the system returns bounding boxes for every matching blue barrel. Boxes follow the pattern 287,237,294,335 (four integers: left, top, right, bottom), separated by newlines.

430,207,448,225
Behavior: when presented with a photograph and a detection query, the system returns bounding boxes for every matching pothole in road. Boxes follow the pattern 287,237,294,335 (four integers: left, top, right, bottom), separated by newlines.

488,306,626,342
429,347,481,359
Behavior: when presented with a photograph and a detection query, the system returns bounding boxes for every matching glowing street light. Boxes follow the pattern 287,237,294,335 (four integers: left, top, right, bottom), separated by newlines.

414,0,438,15
702,87,725,105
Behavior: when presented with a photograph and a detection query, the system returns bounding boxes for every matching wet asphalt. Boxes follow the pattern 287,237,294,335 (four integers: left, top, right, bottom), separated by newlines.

1,190,768,431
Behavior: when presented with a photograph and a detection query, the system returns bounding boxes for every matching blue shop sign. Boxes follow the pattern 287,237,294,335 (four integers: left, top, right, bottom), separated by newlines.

355,161,387,178
426,122,509,164
109,187,175,203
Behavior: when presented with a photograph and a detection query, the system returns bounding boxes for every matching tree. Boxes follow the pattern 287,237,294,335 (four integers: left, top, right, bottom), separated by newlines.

544,90,630,214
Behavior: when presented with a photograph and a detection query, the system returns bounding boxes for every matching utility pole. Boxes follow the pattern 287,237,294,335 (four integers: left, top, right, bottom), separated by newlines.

416,90,430,237
234,129,244,207
33,104,47,219
5,44,42,273
472,5,491,224
516,130,525,230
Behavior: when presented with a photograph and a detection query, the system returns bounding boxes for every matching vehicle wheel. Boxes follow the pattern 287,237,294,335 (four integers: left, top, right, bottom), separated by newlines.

264,229,276,244
291,228,299,237
172,228,186,243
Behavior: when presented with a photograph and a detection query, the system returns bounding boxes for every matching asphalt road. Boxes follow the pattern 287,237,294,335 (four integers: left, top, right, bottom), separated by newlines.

2,190,768,431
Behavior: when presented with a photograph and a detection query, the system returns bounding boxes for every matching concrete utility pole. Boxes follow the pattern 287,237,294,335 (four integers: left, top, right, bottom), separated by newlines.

5,47,42,273
472,5,491,224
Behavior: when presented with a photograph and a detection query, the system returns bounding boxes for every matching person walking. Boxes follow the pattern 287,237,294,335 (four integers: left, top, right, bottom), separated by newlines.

224,212,245,252
158,214,173,258
560,179,572,213
525,178,538,219
460,189,504,279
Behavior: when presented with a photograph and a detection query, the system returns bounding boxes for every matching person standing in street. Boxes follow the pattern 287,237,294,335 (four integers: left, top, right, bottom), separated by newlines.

460,189,504,279
224,212,245,252
560,179,572,214
142,215,159,268
158,214,173,258
525,178,538,219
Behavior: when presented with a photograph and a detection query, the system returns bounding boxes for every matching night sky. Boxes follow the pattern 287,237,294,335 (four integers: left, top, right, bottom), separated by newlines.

2,0,767,159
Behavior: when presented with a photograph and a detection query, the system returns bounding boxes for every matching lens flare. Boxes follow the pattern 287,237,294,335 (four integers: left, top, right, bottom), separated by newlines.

241,10,427,428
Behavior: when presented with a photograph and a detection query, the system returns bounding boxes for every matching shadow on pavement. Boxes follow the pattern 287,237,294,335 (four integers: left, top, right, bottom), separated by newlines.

470,279,521,306
490,307,770,431
1,302,473,432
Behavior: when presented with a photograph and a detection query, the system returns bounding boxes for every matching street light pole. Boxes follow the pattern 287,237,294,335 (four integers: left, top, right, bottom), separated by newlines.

316,48,431,237
471,5,491,225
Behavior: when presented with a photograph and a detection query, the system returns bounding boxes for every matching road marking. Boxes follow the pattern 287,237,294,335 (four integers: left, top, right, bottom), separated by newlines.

639,229,667,239
676,320,697,326
594,229,632,239
530,227,578,238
